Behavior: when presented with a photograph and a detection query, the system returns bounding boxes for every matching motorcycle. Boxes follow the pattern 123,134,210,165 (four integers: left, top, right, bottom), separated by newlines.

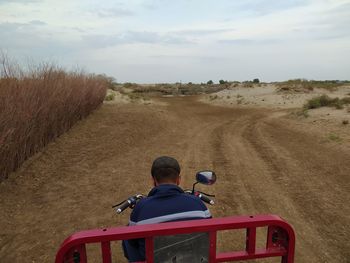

112,170,217,263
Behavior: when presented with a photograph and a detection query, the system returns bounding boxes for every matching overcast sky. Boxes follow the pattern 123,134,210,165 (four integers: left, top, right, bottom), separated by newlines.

1,0,349,83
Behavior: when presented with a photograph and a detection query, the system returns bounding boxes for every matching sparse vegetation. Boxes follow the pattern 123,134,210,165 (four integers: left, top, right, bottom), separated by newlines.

342,120,349,125
123,82,138,88
123,82,227,96
209,94,218,100
127,92,143,100
295,109,309,118
304,95,350,110
105,91,116,101
207,80,214,85
253,78,260,84
0,55,108,180
277,79,346,92
242,81,253,88
328,133,342,142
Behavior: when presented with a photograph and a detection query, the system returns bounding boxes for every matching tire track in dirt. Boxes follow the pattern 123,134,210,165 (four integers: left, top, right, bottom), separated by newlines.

244,116,350,262
0,96,349,262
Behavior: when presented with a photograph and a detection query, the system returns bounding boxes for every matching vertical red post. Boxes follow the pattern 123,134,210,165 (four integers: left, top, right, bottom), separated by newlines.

209,231,217,263
101,241,112,263
145,237,154,263
246,227,256,255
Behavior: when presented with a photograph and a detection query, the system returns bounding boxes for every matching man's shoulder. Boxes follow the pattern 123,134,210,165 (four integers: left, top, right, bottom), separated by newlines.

130,192,210,225
138,192,206,209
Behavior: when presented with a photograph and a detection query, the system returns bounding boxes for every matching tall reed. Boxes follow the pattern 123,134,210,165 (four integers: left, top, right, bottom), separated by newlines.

0,55,108,180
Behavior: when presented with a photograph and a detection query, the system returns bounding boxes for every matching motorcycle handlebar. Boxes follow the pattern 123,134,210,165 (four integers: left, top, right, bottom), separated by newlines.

116,199,133,214
197,193,215,205
184,190,215,205
114,190,215,214
115,195,144,214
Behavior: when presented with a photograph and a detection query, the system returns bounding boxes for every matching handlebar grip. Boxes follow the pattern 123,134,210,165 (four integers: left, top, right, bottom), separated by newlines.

198,194,215,205
116,200,132,214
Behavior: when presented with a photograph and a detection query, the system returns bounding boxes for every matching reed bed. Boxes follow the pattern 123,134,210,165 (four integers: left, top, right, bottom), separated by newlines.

0,56,108,180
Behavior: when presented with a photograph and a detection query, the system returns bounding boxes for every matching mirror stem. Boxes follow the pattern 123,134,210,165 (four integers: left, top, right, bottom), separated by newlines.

191,182,198,194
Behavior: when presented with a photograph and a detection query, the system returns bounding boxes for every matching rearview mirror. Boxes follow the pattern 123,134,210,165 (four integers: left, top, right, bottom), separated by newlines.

196,171,216,185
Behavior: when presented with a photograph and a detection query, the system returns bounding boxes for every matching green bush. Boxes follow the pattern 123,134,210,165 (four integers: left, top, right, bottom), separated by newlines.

105,92,116,101
277,79,344,92
304,95,350,110
328,133,341,142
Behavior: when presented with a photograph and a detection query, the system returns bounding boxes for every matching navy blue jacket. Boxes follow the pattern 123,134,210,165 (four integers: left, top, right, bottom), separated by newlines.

122,184,211,262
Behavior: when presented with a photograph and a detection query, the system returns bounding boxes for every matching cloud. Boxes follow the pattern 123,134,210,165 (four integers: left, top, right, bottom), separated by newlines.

172,28,235,36
96,7,134,18
0,22,77,58
29,20,46,26
288,2,350,41
218,38,281,45
232,0,307,16
0,0,349,82
0,0,38,4
82,31,191,48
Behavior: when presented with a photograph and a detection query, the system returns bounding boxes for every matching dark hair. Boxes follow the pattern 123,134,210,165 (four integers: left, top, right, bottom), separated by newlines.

152,167,179,183
151,156,180,183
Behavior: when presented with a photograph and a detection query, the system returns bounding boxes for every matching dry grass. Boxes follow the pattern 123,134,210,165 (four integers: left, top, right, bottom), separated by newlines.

277,79,347,92
121,83,228,96
0,55,108,180
304,95,350,110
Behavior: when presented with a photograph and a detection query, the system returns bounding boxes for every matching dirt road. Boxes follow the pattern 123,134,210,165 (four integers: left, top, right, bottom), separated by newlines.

0,96,349,262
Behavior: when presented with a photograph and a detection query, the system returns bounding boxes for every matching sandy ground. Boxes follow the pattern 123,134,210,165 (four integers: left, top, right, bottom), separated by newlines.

202,84,350,152
202,84,350,109
0,96,349,262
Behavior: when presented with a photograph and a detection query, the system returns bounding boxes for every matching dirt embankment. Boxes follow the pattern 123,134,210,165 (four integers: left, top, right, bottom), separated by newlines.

0,96,349,262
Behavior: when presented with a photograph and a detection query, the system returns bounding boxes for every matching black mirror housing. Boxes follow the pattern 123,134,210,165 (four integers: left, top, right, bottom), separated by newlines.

196,171,216,185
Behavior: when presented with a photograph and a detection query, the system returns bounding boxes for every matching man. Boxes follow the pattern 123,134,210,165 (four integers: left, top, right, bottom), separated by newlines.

122,156,211,262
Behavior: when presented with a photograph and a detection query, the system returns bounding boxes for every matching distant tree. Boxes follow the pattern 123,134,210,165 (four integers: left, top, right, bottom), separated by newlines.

253,78,260,84
207,80,214,85
97,74,118,89
219,79,226,85
188,82,193,85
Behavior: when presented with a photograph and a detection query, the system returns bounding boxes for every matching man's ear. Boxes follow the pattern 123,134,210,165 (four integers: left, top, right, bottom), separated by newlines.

176,175,181,185
152,176,158,187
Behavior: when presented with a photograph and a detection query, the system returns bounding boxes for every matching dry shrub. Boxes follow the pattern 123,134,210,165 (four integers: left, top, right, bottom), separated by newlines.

277,79,345,92
304,95,350,110
0,55,108,180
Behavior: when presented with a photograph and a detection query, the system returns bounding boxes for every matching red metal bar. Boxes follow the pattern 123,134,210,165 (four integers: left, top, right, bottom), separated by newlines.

55,214,295,263
145,237,154,263
101,241,111,263
209,231,217,263
216,248,287,262
246,227,256,255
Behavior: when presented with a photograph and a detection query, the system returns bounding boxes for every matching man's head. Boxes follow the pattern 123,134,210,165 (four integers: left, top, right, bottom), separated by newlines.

151,156,181,185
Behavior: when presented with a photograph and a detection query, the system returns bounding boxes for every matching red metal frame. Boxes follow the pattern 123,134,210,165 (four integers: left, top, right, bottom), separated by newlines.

55,214,295,263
